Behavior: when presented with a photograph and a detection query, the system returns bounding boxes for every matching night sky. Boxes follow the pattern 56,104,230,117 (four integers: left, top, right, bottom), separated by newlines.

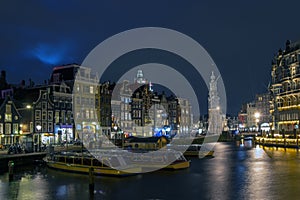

1,0,300,115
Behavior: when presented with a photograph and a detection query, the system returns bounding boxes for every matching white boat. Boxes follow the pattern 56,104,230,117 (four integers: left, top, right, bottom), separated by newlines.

167,144,214,157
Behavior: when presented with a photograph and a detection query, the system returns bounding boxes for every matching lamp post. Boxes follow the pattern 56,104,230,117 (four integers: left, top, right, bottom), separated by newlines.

36,125,41,152
254,112,260,135
113,125,117,145
17,104,33,142
65,129,68,151
17,104,32,150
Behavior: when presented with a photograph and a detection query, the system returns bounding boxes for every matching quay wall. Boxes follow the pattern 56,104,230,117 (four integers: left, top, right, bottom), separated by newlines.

255,137,300,148
0,152,46,172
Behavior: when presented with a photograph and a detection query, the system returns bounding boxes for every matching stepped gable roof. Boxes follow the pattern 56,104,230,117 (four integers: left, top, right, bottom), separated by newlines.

0,96,21,118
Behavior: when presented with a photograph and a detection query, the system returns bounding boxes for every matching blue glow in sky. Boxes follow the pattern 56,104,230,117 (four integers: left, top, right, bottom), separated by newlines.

29,42,69,65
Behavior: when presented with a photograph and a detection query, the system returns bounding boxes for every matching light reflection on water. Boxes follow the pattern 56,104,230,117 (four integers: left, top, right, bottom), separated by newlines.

1,142,300,200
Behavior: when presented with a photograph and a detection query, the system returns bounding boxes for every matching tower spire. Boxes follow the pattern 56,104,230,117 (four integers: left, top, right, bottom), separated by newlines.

208,71,223,135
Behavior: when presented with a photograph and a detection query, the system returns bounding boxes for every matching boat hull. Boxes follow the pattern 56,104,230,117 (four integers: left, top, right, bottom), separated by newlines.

184,150,214,157
132,160,190,171
44,158,140,176
164,160,190,170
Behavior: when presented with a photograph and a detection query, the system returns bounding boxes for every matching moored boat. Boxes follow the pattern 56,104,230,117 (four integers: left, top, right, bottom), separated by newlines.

167,144,214,157
43,152,141,176
128,149,190,170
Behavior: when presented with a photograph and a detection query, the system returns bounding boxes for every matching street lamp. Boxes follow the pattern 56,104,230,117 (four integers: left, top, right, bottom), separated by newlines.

113,125,118,131
19,124,23,135
17,104,32,148
113,125,118,145
36,125,41,152
254,112,260,133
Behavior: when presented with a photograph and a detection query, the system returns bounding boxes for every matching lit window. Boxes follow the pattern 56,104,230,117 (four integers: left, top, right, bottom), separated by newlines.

13,123,18,134
5,114,12,122
90,110,94,119
55,111,59,123
5,123,11,134
86,110,89,119
0,124,3,134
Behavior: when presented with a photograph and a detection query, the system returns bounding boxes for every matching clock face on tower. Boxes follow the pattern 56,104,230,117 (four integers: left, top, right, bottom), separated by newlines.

14,116,18,120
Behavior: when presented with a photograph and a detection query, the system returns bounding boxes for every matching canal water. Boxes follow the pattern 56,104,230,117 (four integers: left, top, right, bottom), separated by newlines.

1,140,300,200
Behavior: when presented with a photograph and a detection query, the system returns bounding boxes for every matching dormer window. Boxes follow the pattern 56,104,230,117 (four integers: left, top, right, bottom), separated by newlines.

53,73,60,83
5,104,11,113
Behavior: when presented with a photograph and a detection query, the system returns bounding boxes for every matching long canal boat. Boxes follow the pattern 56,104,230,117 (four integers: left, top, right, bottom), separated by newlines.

44,148,190,176
43,152,141,176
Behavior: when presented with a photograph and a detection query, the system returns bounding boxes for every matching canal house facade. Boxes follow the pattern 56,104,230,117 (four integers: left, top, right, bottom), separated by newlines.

270,40,300,136
33,88,55,149
0,96,22,145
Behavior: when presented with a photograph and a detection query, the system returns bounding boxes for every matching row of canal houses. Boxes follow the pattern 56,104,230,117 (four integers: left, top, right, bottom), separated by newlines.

0,64,102,149
0,65,78,149
0,64,192,149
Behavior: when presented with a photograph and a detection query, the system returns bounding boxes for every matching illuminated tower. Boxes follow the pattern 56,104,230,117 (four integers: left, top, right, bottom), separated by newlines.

208,71,223,135
134,69,147,84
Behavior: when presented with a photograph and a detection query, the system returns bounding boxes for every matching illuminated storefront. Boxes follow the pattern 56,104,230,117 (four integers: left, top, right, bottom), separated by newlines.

54,124,73,144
